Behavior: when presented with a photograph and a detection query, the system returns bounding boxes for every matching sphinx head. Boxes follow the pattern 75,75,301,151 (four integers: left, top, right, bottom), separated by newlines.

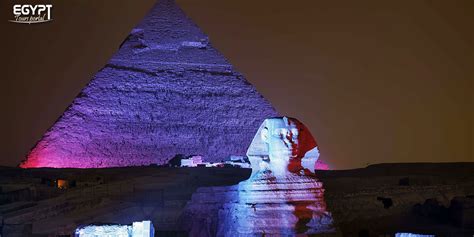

247,117,319,175
261,117,307,160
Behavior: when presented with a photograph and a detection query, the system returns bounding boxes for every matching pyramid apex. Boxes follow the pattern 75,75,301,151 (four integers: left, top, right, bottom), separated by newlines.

113,0,228,66
130,0,207,45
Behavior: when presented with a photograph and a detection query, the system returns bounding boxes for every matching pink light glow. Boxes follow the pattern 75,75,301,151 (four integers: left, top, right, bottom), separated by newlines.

20,140,94,168
315,159,331,170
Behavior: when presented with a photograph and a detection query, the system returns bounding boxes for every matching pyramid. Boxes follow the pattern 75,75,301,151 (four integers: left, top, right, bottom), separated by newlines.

20,0,278,168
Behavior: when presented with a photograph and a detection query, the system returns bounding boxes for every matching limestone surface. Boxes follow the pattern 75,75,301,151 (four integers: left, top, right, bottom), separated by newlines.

20,0,277,168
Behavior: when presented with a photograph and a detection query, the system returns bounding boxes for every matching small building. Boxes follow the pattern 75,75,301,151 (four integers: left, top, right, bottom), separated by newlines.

180,159,194,167
180,155,203,167
191,155,203,164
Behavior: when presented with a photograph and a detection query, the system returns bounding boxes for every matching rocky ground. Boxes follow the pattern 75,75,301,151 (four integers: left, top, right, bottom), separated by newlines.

0,162,473,236
317,163,474,236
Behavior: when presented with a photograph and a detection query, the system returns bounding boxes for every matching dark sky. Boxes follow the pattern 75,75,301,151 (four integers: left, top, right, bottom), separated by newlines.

1,0,472,169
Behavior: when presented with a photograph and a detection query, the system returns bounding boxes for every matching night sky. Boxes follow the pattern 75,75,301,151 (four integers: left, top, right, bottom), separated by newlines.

1,0,472,169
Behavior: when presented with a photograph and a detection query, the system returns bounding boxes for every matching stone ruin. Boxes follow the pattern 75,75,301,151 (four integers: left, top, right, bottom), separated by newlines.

20,0,278,168
181,117,334,236
75,220,154,237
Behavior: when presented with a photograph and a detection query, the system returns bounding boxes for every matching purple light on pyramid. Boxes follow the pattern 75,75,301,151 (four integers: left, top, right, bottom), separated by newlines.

20,0,278,168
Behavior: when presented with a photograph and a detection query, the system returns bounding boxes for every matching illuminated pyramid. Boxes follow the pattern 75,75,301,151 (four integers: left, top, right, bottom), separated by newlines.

21,0,277,168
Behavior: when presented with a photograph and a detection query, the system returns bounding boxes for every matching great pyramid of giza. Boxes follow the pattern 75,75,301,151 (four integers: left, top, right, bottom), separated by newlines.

20,0,278,168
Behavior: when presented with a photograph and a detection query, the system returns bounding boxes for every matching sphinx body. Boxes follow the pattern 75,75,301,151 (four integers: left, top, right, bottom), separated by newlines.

181,117,334,236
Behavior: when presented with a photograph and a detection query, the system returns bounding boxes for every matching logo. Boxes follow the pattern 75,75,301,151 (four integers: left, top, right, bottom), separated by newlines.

10,4,53,24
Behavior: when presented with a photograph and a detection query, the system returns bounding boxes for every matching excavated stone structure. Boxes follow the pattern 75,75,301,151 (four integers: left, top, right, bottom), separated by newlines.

75,220,154,237
20,0,277,168
181,117,334,236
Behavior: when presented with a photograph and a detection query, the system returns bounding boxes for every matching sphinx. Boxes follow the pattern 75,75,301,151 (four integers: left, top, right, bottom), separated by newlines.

181,117,334,236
